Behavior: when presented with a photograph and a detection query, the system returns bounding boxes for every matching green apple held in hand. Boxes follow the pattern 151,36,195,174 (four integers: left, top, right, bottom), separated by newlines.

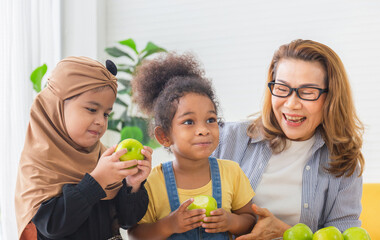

187,195,217,217
283,223,313,240
343,227,371,240
115,139,144,168
313,226,343,240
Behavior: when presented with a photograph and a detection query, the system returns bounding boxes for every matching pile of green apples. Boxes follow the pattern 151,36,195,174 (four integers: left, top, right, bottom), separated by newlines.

283,223,371,240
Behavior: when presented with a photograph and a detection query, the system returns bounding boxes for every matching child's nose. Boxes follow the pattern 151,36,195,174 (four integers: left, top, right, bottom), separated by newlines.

94,115,106,126
196,125,210,136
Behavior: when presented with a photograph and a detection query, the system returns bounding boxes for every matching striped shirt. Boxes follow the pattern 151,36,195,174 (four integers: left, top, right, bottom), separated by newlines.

211,121,362,232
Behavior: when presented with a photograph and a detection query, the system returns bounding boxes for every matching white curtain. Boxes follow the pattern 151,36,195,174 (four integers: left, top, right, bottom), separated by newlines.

0,0,61,239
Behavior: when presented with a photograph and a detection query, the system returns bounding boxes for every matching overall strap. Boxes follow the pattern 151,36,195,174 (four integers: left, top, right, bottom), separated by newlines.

209,157,222,209
162,161,181,212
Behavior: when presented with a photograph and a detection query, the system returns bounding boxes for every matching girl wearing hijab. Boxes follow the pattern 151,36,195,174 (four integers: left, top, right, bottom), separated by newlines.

15,57,152,240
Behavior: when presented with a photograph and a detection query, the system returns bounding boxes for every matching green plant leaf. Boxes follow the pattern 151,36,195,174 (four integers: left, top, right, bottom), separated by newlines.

119,38,138,55
117,79,131,89
120,126,144,142
115,98,129,108
117,64,134,74
105,47,134,61
117,63,134,68
120,110,130,121
118,88,131,95
118,68,133,74
30,64,47,93
140,42,167,59
107,119,121,132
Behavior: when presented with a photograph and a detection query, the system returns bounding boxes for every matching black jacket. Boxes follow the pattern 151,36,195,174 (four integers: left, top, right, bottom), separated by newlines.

32,173,148,240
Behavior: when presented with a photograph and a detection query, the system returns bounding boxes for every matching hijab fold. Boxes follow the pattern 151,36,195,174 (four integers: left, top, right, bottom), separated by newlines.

15,57,119,239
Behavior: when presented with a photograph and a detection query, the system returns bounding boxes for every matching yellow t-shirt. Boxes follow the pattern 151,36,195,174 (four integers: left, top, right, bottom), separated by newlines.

139,159,255,224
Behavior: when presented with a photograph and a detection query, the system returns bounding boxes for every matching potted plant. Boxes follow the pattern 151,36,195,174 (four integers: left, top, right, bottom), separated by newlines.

105,38,166,148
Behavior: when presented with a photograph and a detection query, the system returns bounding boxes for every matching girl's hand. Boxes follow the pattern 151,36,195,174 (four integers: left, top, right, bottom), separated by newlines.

235,204,290,240
201,208,232,233
164,198,205,235
90,145,139,189
126,146,153,192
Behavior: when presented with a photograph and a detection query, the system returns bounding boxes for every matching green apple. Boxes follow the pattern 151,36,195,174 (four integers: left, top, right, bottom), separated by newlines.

115,138,144,168
313,226,344,240
283,223,313,240
187,195,217,217
343,227,371,240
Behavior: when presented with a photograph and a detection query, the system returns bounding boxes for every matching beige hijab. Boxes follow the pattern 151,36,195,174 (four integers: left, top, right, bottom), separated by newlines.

15,57,119,238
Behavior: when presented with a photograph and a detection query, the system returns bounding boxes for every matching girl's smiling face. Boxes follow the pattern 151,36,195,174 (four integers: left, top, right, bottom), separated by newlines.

64,87,115,148
168,93,219,162
272,59,327,141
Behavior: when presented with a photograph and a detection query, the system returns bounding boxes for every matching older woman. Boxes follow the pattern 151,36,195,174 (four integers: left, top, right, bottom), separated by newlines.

212,39,364,240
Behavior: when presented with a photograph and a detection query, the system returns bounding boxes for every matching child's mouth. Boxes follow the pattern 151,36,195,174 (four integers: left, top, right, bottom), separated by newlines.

88,130,99,136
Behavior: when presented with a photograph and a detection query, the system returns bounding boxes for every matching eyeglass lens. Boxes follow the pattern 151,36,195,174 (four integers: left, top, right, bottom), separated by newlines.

271,83,322,100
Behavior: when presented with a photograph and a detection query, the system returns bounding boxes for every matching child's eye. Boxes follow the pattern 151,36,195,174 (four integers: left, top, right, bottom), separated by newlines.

183,119,194,125
104,113,110,118
87,108,96,113
207,117,217,124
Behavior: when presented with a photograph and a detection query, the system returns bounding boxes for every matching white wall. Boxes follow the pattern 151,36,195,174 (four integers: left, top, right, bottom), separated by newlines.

102,0,380,183
61,0,105,59
61,0,380,183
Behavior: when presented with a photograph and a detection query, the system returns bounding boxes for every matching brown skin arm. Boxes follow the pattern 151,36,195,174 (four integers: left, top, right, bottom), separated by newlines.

235,204,291,240
201,201,257,236
127,220,173,240
128,198,205,240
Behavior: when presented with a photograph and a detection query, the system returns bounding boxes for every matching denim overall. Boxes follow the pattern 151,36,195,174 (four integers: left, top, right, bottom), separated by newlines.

162,157,230,240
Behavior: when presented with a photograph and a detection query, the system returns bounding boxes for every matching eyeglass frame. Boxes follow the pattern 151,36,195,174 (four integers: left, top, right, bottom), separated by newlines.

267,81,328,101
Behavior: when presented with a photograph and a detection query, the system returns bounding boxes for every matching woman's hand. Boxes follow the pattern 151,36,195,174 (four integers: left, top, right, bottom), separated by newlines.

201,208,232,233
236,204,291,240
126,146,153,192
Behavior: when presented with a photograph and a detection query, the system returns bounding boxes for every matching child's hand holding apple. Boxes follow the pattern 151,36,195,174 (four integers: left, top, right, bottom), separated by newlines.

161,198,206,236
201,207,232,233
90,144,139,189
187,195,231,233
115,139,153,192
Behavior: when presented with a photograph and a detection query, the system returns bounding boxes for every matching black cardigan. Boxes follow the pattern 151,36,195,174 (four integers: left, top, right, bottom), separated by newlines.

32,173,148,240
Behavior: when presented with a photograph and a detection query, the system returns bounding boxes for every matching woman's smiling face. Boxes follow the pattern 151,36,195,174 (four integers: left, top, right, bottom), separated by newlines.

272,59,327,141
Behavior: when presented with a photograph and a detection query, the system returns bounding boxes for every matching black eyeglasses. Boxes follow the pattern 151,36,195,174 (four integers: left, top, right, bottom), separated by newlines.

268,82,328,101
